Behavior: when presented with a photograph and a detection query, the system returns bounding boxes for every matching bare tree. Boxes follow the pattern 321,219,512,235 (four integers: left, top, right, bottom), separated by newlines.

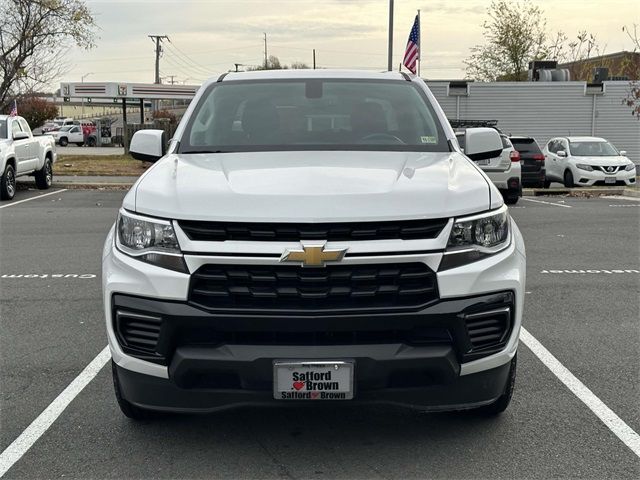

622,24,640,119
465,0,548,81
0,0,96,111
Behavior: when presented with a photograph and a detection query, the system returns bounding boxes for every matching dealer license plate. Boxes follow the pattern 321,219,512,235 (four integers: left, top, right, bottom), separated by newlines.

605,177,616,184
273,361,354,400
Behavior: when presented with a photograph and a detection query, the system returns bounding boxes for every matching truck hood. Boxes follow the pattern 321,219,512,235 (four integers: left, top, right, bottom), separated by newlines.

128,151,492,222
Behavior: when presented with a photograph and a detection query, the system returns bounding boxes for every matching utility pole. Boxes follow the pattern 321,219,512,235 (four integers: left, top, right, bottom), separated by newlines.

313,49,316,69
387,0,394,71
149,34,169,111
263,32,268,69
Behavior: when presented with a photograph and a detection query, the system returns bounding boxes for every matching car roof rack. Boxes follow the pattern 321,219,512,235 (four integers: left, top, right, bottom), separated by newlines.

448,119,502,134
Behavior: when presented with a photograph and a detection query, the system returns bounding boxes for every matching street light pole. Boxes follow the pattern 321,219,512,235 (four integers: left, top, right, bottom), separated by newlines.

81,72,93,118
387,0,394,71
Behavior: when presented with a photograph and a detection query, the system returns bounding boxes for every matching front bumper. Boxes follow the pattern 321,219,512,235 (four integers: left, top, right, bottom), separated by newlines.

573,168,636,186
103,219,526,412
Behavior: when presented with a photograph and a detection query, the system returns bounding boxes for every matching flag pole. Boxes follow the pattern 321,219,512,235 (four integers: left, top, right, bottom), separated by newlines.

387,0,394,71
417,9,421,77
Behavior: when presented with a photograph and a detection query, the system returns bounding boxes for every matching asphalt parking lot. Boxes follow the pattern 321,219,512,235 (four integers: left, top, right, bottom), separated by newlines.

0,189,639,479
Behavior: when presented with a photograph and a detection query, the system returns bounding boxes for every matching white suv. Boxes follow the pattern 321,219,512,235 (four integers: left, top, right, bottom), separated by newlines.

543,136,636,187
103,70,526,419
456,132,521,205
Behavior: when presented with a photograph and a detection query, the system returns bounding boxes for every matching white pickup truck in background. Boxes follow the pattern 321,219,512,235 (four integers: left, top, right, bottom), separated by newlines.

0,115,57,200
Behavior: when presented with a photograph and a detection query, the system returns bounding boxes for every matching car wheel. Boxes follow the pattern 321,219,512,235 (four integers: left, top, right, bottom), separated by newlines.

1,163,17,200
111,361,157,420
34,158,53,190
543,178,551,188
563,170,575,188
59,137,68,147
477,353,517,415
88,137,97,147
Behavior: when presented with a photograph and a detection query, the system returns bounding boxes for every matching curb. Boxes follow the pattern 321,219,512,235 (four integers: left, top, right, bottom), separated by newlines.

53,182,134,189
522,187,631,196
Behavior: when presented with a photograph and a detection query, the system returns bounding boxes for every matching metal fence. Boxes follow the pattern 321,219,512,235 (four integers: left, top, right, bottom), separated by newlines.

426,80,640,165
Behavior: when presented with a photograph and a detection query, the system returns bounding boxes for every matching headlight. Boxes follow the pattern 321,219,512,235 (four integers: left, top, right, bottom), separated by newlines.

115,209,187,272
576,163,593,171
440,205,511,270
625,163,636,171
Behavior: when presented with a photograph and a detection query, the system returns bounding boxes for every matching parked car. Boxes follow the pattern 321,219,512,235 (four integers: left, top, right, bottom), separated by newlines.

41,122,59,134
456,131,522,204
543,136,636,187
0,115,57,200
104,70,526,419
509,136,546,188
53,117,75,128
49,124,84,146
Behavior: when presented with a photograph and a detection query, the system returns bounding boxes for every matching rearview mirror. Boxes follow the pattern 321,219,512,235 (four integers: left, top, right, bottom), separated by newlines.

463,128,503,161
13,131,29,140
130,129,166,162
557,150,567,158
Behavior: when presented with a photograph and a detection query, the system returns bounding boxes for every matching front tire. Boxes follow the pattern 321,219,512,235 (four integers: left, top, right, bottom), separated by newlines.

34,158,53,190
563,170,575,188
1,163,16,200
477,353,517,415
112,361,158,420
59,137,68,147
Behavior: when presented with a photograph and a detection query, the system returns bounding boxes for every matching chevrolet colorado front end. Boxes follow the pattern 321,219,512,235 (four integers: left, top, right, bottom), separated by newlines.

103,70,526,418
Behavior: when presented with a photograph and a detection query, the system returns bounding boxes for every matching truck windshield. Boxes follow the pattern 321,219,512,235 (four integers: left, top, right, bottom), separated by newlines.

180,79,448,153
0,119,6,139
569,141,618,156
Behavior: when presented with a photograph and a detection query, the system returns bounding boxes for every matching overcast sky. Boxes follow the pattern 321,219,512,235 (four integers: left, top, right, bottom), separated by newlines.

62,0,638,86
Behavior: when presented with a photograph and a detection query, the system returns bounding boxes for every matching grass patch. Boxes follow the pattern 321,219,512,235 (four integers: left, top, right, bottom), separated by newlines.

54,154,151,176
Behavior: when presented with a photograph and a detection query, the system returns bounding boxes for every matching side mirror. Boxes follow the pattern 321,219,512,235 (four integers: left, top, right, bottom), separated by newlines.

13,131,29,140
619,150,627,156
557,150,567,158
464,128,503,161
130,129,166,162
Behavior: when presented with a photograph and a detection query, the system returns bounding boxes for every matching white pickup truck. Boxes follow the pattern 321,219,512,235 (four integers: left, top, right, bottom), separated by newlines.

104,70,526,419
0,115,57,200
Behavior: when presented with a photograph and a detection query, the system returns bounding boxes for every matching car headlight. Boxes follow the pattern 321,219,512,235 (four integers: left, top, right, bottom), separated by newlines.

625,163,636,171
440,205,511,270
576,163,593,171
115,209,187,272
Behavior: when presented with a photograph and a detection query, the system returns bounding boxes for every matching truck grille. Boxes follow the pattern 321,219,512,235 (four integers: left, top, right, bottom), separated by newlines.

178,219,448,242
189,263,438,313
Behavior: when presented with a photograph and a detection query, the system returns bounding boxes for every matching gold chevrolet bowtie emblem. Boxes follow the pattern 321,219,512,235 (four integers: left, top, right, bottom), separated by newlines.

280,242,348,267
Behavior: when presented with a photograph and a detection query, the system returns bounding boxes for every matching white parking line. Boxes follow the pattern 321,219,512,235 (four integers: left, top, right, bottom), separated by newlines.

0,346,110,478
520,327,640,458
602,195,640,203
522,198,572,208
0,189,67,210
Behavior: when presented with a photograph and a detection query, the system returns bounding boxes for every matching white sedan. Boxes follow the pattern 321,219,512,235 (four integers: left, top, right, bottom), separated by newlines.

543,136,636,187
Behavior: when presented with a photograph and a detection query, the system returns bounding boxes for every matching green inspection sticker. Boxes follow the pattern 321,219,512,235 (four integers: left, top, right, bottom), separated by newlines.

420,136,437,144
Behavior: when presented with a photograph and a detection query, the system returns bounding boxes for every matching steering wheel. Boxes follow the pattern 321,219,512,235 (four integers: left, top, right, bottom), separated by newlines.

360,133,406,145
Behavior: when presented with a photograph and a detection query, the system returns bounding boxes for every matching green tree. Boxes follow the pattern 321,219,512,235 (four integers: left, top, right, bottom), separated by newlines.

0,0,96,110
465,0,548,81
16,96,58,128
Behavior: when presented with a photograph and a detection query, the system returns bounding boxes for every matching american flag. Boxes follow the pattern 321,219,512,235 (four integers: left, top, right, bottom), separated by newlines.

403,15,420,74
9,100,17,116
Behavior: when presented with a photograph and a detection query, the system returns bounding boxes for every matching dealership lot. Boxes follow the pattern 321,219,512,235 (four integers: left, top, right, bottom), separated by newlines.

0,190,638,478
